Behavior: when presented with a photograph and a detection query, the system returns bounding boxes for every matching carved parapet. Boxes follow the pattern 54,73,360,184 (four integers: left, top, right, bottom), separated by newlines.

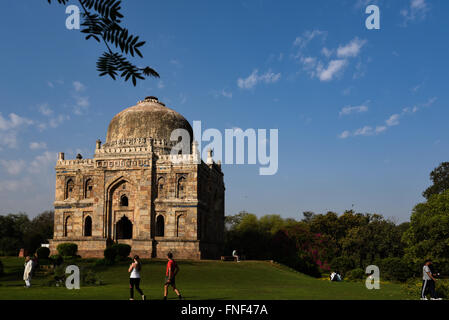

56,158,95,167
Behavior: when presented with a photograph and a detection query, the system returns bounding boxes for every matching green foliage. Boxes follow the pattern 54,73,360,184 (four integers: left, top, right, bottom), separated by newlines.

36,247,50,259
56,243,78,257
0,213,30,256
330,256,355,276
47,0,159,86
377,257,413,282
403,190,449,263
346,268,366,281
423,162,449,199
111,243,131,260
103,247,117,265
0,259,3,276
81,268,103,286
50,255,63,266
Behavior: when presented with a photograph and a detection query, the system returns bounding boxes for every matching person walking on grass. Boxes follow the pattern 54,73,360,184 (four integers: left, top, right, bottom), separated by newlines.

163,252,182,300
421,259,442,300
128,255,145,300
23,256,33,288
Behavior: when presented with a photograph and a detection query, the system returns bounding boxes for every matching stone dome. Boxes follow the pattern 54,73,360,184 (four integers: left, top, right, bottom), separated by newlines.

106,97,193,145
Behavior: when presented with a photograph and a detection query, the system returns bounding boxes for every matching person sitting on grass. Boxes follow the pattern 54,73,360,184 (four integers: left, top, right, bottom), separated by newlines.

128,255,145,300
23,256,33,288
163,252,182,300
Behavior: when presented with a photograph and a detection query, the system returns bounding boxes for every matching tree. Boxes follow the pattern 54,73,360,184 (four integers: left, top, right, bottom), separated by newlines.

423,162,449,199
403,190,449,263
47,0,159,86
23,211,54,254
0,213,30,256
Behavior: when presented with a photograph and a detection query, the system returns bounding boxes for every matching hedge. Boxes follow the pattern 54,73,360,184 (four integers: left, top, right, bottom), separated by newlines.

36,247,50,259
56,243,78,257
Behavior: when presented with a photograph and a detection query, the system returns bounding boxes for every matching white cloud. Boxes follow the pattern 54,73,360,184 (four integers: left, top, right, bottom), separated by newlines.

237,70,281,89
0,177,32,192
401,0,429,26
0,113,33,131
339,104,369,116
39,103,53,116
386,114,400,127
157,81,165,89
0,159,25,175
220,89,233,98
29,142,47,150
316,59,347,82
73,81,86,92
293,30,327,49
339,130,351,139
28,151,58,174
337,38,367,58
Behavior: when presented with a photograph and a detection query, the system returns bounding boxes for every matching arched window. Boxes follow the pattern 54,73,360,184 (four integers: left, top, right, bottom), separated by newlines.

120,195,129,206
177,176,186,199
85,179,93,199
65,179,74,199
176,214,185,237
116,216,132,239
156,215,165,237
157,177,165,198
84,216,92,237
64,216,73,237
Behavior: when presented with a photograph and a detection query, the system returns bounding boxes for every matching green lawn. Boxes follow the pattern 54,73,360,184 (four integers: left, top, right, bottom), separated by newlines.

0,257,411,300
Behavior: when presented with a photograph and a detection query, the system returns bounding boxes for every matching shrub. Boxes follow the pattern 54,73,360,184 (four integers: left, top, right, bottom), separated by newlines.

111,244,131,260
81,268,103,286
436,280,449,299
378,257,413,282
346,268,366,281
104,247,117,265
330,256,355,277
50,255,63,266
402,278,422,298
56,243,78,257
36,247,50,259
0,260,3,276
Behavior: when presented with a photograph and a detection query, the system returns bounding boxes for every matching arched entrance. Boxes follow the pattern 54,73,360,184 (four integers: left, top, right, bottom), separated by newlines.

156,215,165,237
116,216,132,239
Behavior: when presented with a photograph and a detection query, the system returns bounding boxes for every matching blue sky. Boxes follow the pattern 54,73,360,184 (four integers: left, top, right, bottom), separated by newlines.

0,0,448,222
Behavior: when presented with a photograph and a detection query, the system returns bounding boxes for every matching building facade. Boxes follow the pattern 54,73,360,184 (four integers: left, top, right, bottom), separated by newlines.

49,97,225,259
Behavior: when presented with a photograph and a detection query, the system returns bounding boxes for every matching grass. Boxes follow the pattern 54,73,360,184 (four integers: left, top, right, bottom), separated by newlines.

0,257,411,300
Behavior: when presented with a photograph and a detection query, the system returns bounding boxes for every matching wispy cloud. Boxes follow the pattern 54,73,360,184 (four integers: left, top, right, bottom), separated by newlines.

339,97,437,139
0,159,25,175
237,69,281,89
0,113,33,148
29,141,47,150
339,103,369,116
293,34,367,82
400,0,430,26
73,81,86,92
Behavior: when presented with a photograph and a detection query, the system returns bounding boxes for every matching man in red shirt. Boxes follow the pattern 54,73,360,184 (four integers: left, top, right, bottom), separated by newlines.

163,252,182,300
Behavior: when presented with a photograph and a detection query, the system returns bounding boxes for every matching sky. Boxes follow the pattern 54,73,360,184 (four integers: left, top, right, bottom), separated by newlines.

0,0,448,222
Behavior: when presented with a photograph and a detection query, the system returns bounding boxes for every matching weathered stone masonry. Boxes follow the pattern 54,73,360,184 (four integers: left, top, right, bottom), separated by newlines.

49,97,225,259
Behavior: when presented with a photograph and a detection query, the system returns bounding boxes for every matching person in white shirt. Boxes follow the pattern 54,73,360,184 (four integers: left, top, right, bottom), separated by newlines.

23,256,33,288
128,255,145,300
232,250,240,262
421,259,441,300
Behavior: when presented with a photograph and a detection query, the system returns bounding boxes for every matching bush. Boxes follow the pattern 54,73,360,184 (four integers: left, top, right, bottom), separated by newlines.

378,257,413,282
436,279,449,299
0,260,3,276
330,256,355,277
111,244,131,260
56,243,78,257
81,268,103,286
346,268,366,281
104,247,117,265
36,247,50,259
50,254,63,266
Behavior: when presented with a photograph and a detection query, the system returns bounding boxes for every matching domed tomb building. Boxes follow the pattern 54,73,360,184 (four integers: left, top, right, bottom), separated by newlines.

49,97,225,259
